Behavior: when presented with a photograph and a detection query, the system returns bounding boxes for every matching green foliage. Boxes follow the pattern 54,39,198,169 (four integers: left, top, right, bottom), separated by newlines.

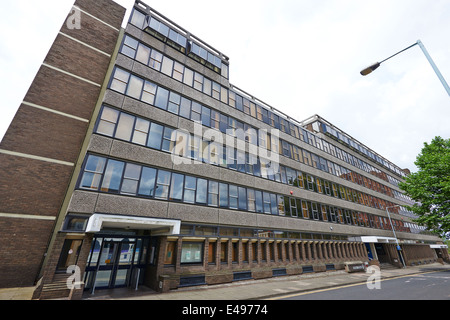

399,137,450,238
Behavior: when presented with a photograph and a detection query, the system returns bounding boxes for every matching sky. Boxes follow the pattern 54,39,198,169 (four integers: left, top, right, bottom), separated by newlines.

1,0,449,173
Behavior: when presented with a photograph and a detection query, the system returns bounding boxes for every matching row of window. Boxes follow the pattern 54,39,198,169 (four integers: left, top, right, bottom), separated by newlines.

130,9,228,77
120,28,403,185
108,67,403,204
95,105,409,215
78,154,413,233
312,120,406,178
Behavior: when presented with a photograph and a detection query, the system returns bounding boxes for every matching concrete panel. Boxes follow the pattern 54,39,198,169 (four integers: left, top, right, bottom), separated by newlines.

109,140,173,170
95,193,169,218
87,134,113,155
67,190,99,214
167,202,219,225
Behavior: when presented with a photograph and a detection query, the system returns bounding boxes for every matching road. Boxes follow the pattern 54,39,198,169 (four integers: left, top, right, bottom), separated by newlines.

275,270,450,300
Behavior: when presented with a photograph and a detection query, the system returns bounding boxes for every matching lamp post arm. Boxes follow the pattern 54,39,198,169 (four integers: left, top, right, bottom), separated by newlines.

417,40,450,97
380,42,419,64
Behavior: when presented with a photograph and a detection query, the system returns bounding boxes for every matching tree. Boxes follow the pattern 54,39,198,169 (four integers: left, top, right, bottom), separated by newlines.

399,136,450,238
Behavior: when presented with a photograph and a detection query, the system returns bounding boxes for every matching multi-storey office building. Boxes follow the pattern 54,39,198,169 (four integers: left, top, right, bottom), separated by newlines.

0,0,447,300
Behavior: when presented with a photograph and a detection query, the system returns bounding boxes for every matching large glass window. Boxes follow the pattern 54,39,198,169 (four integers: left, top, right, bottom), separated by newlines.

208,181,218,207
121,163,141,195
97,107,119,137
154,170,171,200
229,185,238,209
101,160,125,193
138,167,157,197
115,113,135,141
147,123,163,150
80,155,106,190
169,173,184,201
183,176,197,204
181,242,203,264
196,178,207,204
110,68,129,94
219,183,228,208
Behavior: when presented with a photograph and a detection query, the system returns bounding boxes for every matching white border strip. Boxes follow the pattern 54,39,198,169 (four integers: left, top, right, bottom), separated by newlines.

0,149,74,167
22,101,89,123
73,5,120,32
0,212,56,221
59,32,111,57
42,63,101,87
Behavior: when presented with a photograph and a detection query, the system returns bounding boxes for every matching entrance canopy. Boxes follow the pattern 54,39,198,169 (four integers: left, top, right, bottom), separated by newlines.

85,214,181,235
360,236,398,244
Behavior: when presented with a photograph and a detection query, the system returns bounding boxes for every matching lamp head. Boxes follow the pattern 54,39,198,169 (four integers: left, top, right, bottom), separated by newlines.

360,62,381,76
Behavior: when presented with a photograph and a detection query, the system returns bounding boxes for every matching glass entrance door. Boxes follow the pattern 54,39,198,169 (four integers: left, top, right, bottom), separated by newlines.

95,240,134,289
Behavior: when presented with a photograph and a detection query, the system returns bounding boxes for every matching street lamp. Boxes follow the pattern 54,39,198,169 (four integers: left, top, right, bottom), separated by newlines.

360,40,450,97
386,205,406,268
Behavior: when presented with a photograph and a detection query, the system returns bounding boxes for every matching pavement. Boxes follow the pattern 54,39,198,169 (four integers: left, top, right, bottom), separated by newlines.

1,263,449,300
82,262,450,300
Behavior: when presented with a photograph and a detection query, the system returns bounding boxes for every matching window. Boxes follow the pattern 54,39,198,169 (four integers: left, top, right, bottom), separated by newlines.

321,205,328,221
62,215,89,232
190,102,202,122
149,50,163,71
101,159,125,193
110,68,129,94
167,92,181,115
155,87,169,110
301,201,309,219
193,73,203,91
181,242,203,264
97,107,119,137
212,82,220,100
147,123,163,150
227,185,238,209
141,80,157,105
154,170,171,200
263,192,271,214
238,187,247,210
126,75,144,99
132,118,150,146
115,112,135,141
179,97,191,119
136,43,151,65
161,127,175,152
208,181,218,207
277,195,285,216
255,191,263,213
183,176,197,204
203,78,211,96
121,163,141,195
219,183,228,208
161,56,174,76
196,178,207,204
311,202,319,220
247,189,256,212
183,68,194,86
169,173,184,201
172,62,184,82
138,167,157,197
289,198,298,217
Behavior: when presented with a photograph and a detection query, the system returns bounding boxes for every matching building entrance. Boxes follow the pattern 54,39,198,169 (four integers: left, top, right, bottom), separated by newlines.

374,243,389,263
84,235,152,293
